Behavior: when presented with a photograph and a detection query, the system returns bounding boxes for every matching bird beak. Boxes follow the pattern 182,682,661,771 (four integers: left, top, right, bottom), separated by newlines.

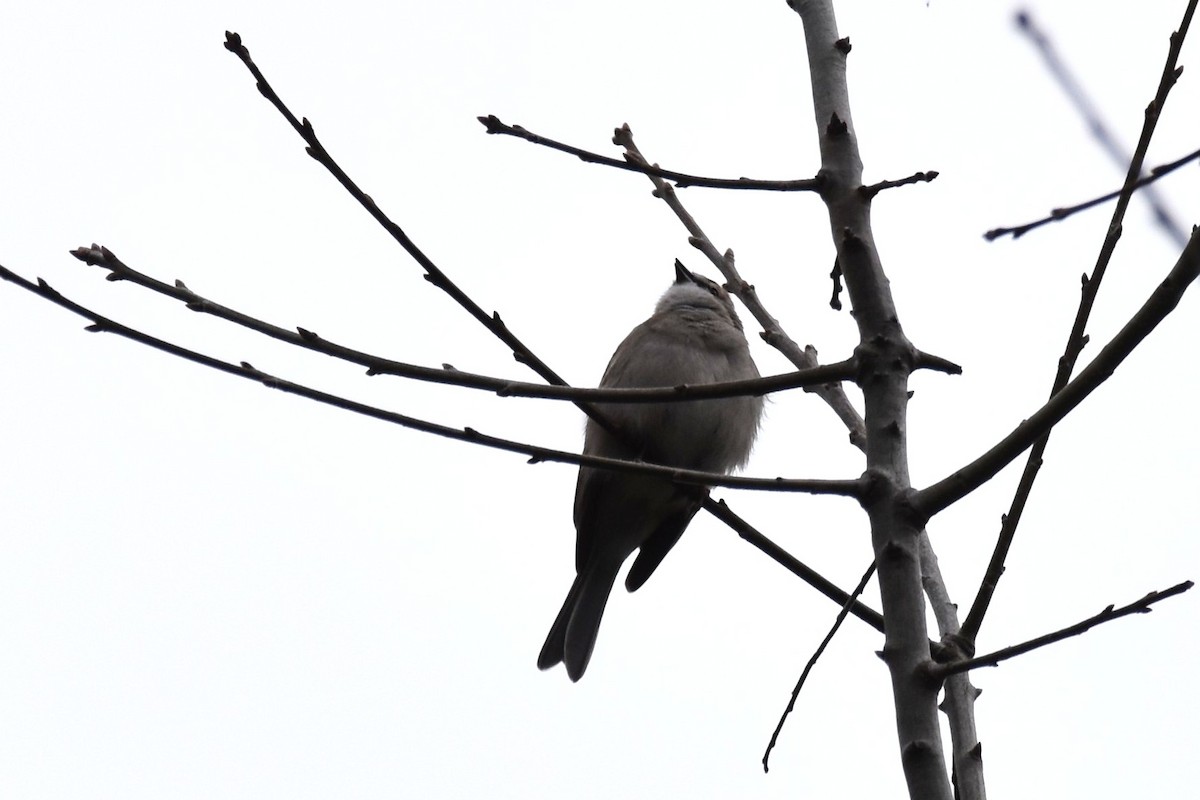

674,259,696,285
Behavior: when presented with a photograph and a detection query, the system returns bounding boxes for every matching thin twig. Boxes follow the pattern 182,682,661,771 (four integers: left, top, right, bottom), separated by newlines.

0,264,866,497
955,0,1197,646
478,115,821,192
613,124,870,450
762,560,877,772
69,244,858,403
932,581,1193,679
828,258,844,310
985,146,1200,241
914,350,963,376
706,499,885,632
221,33,575,401
1011,10,1190,247
860,170,939,200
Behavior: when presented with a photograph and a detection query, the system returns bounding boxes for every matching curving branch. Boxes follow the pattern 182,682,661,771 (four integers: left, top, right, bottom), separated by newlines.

478,114,821,191
69,244,858,403
762,559,877,772
984,145,1200,241
705,498,885,632
1011,10,1191,247
0,263,866,497
222,33,575,401
932,581,1193,679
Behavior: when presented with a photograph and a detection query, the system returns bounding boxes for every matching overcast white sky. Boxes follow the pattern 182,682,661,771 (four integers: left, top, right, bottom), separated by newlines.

2,1,1197,798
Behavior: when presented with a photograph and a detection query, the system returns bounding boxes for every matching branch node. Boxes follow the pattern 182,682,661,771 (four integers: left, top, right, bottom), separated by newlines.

880,540,907,563
826,113,848,137
901,739,939,766
829,258,844,310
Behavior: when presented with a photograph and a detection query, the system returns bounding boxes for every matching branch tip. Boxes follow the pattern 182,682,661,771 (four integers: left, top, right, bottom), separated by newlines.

223,31,246,56
914,350,963,376
477,114,504,133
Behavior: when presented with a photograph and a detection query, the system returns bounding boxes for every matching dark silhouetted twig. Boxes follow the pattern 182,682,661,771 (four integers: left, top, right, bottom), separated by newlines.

478,114,821,192
0,263,867,497
985,146,1200,241
69,243,858,403
762,560,877,772
707,500,885,633
933,581,1193,679
860,170,939,200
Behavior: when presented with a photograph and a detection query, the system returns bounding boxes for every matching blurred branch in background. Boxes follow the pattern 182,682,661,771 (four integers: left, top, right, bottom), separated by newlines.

1015,9,1191,248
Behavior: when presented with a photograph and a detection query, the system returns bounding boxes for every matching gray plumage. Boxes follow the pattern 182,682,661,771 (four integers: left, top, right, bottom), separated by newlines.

538,262,763,681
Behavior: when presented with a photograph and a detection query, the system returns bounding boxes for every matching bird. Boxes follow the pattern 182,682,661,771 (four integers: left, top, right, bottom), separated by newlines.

538,260,763,681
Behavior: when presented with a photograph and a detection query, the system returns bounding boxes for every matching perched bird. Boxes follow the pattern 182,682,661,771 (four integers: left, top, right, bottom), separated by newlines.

538,261,763,681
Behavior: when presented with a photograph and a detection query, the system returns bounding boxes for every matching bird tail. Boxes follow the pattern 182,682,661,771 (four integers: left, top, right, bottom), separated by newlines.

537,560,621,682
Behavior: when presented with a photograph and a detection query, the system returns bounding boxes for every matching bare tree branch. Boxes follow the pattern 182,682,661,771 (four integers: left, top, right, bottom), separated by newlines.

0,263,867,497
222,32,575,402
984,146,1200,241
705,499,885,632
955,0,1197,646
860,170,939,199
478,114,821,191
68,244,859,403
914,350,963,375
762,559,876,772
932,581,1194,679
